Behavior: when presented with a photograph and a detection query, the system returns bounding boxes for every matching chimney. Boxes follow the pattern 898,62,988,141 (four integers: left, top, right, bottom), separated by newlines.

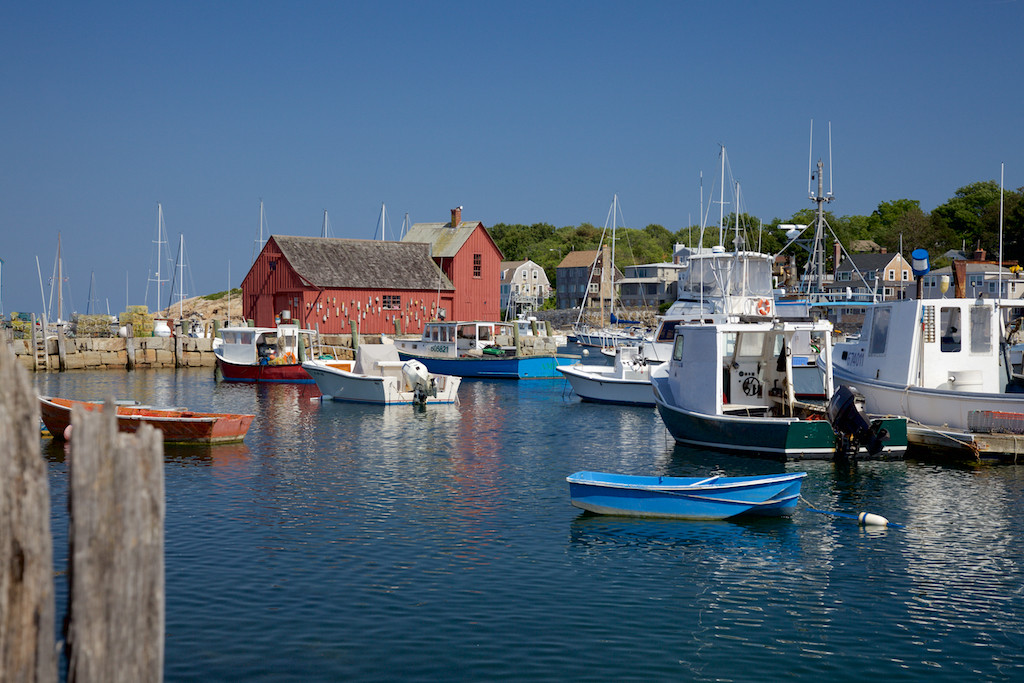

880,247,887,254
451,206,462,228
973,247,986,261
833,241,842,274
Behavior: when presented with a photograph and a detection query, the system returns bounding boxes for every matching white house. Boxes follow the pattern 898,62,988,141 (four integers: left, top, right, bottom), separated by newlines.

500,260,551,318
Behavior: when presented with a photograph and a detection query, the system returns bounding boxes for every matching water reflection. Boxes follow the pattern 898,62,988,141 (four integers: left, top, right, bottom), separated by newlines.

31,368,1024,681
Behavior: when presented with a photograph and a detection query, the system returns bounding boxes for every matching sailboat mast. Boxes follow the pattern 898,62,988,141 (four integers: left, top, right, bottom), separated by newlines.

155,204,163,313
56,232,63,323
178,234,185,319
87,270,95,315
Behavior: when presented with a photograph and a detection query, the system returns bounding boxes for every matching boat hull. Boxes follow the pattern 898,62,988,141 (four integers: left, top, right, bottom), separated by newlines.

566,471,806,520
557,364,655,406
39,397,253,445
303,361,460,405
216,357,316,383
832,363,1024,431
652,378,906,460
395,352,575,379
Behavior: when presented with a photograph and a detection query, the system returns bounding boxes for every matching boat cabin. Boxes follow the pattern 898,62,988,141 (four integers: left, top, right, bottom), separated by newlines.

833,298,1005,393
395,321,513,357
665,249,776,321
666,320,834,418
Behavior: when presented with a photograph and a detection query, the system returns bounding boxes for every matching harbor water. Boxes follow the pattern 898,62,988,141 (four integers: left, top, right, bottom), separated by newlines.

35,367,1024,681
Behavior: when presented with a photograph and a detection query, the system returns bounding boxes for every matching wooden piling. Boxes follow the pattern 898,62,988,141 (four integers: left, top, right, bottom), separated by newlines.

174,321,184,368
125,323,136,370
350,319,359,352
57,324,68,372
0,345,57,682
65,399,164,683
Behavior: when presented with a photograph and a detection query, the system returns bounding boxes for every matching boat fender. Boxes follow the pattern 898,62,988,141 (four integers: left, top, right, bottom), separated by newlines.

858,512,889,527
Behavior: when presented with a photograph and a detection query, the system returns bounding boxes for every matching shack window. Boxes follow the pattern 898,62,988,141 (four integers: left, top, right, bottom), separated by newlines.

940,307,962,352
970,306,992,354
473,253,482,278
869,306,891,355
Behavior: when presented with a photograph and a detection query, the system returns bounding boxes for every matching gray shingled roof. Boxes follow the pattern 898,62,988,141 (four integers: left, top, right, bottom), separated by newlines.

402,221,483,258
836,252,901,273
272,235,454,290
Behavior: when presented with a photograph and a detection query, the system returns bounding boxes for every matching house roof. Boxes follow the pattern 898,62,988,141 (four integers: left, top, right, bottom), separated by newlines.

928,262,1012,276
271,235,454,291
558,250,600,269
836,252,903,273
402,221,488,259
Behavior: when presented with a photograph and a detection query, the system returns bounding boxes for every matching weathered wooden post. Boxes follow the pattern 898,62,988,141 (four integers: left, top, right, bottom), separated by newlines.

544,320,554,338
0,345,57,682
512,322,522,354
65,399,164,683
349,319,359,352
393,318,401,336
174,321,184,368
125,323,136,371
56,324,68,372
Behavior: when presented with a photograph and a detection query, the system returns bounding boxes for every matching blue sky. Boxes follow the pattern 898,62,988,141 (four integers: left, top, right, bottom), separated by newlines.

2,1,1022,317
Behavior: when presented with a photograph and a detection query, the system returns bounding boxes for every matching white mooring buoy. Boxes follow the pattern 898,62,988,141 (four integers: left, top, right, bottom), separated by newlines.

857,511,889,527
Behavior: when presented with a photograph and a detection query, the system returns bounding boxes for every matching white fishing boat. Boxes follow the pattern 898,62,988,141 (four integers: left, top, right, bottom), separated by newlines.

213,315,334,383
830,252,1024,459
303,344,460,405
557,345,656,406
651,316,907,461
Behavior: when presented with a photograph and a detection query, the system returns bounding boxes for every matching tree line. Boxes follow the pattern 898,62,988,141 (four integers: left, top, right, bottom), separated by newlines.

488,180,1024,288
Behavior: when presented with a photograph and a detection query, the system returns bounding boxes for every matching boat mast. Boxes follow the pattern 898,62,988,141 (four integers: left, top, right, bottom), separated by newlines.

377,202,388,240
252,198,266,264
156,206,161,313
718,146,726,245
807,158,834,295
87,270,96,315
321,209,333,238
178,234,185,320
56,232,63,323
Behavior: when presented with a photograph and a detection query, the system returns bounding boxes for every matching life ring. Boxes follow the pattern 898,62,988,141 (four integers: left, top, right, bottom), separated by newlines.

756,298,771,316
283,352,297,364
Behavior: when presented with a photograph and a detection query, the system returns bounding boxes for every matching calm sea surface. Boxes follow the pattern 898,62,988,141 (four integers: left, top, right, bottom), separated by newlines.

35,364,1024,682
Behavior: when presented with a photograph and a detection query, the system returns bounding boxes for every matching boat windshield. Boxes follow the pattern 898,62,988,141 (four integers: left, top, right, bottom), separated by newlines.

679,254,773,298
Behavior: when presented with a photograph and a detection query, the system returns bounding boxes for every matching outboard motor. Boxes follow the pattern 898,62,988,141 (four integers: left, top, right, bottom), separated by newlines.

827,385,889,457
402,360,434,405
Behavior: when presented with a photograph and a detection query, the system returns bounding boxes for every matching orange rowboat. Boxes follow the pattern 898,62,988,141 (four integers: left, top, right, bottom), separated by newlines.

39,396,254,445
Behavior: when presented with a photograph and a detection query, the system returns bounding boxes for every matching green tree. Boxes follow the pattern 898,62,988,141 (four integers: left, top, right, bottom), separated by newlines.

932,181,1002,254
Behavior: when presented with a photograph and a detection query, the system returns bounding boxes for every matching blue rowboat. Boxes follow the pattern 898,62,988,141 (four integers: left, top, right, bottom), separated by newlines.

566,471,807,520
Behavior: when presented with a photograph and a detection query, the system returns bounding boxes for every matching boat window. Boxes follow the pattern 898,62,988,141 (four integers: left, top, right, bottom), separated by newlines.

672,334,685,361
737,332,764,358
656,322,677,342
940,307,961,352
869,306,891,355
970,306,992,354
222,331,238,344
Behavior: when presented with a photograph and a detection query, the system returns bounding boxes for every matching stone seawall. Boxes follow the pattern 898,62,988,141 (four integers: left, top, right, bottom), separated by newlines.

3,335,217,372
